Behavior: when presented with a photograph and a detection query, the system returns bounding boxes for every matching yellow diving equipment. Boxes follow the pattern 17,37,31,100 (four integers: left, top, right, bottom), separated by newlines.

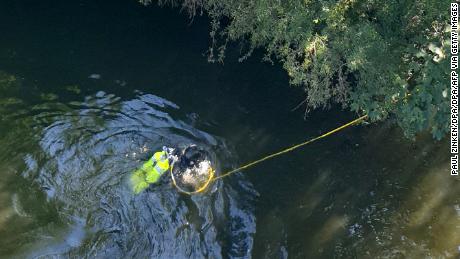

130,150,170,194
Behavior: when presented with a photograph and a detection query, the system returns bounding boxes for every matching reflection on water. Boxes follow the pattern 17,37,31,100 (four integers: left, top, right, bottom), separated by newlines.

0,78,256,257
254,123,458,258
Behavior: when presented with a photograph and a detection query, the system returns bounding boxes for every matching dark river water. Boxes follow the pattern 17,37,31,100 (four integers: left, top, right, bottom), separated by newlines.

0,0,458,258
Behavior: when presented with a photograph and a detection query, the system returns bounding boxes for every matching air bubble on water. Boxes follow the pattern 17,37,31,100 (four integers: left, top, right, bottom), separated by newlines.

95,90,105,97
88,74,101,79
443,89,448,98
12,193,28,217
348,223,361,237
454,204,460,216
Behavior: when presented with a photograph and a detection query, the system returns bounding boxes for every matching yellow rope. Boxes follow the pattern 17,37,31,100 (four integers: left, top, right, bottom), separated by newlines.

170,164,215,195
213,115,367,181
172,115,367,194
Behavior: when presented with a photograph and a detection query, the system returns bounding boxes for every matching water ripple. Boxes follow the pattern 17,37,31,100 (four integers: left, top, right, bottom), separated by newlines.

17,92,256,258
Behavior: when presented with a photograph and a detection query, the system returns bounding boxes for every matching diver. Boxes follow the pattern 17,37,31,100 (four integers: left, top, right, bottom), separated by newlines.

130,145,211,194
130,146,177,194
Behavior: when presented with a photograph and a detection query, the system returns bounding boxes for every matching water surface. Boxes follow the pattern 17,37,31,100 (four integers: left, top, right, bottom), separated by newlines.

0,0,458,258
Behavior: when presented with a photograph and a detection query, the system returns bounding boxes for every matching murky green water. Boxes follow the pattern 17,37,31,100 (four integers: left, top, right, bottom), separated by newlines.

0,0,458,258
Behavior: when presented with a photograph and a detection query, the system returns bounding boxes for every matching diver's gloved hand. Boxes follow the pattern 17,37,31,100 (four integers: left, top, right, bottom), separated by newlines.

163,146,178,162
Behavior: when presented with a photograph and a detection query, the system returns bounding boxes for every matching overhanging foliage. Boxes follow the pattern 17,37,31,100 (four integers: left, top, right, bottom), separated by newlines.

142,0,451,139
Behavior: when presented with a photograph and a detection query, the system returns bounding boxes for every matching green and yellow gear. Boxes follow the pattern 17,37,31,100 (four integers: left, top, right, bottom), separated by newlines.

130,150,170,194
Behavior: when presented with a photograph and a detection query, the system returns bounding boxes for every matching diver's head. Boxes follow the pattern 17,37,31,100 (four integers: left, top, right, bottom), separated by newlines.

171,144,214,193
182,145,207,167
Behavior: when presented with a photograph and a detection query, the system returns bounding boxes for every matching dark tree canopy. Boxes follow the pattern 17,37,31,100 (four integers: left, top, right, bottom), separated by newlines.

143,0,451,139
